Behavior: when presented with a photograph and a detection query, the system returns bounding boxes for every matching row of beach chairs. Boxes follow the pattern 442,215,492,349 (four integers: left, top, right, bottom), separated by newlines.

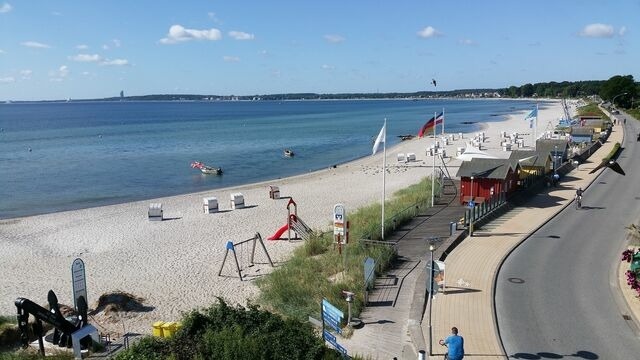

148,186,284,220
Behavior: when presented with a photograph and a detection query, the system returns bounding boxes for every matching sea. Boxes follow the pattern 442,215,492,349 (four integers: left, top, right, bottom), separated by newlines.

0,99,543,219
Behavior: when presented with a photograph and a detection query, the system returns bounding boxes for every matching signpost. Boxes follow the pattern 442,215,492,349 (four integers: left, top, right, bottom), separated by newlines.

333,204,346,237
321,298,349,357
71,258,87,311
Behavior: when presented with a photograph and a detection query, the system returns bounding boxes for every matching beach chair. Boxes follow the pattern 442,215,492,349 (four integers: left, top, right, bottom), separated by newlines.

230,193,245,209
148,203,163,221
269,186,280,199
203,197,218,213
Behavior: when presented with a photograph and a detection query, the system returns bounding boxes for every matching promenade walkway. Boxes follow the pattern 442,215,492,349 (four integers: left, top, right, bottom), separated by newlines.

428,124,623,360
343,122,625,360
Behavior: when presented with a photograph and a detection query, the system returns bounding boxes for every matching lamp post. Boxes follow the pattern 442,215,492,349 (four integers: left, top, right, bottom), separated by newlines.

612,92,628,108
428,242,435,356
469,175,475,237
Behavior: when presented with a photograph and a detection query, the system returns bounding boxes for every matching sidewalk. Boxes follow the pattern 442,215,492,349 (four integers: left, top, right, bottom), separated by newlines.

427,124,624,359
342,122,625,359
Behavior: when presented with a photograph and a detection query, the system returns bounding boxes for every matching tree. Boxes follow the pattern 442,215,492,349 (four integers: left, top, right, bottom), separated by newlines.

521,83,535,97
600,75,637,108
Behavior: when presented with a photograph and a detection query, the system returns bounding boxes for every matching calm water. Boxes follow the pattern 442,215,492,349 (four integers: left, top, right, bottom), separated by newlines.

0,99,540,219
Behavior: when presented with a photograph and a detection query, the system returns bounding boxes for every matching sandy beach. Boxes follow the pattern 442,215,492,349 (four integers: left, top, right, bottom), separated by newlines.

0,99,570,336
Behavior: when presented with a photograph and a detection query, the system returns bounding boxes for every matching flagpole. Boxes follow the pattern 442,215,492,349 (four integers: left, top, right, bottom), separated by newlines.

433,112,437,138
534,103,538,149
382,118,387,240
442,107,445,136
431,142,436,207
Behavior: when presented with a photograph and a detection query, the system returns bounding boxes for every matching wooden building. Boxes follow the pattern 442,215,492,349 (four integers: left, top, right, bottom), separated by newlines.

456,158,521,205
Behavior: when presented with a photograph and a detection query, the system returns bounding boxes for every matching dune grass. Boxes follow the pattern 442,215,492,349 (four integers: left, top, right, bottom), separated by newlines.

257,176,437,323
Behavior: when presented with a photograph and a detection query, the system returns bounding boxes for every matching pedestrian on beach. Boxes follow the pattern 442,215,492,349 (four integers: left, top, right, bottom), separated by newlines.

439,326,465,360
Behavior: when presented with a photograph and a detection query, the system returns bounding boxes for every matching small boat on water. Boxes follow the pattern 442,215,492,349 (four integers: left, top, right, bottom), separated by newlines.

284,149,295,157
191,161,223,175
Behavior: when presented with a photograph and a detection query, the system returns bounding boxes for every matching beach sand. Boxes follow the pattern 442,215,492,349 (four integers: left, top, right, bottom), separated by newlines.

0,99,570,336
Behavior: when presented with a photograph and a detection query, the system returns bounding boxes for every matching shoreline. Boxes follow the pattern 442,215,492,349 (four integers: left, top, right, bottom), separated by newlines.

0,99,569,336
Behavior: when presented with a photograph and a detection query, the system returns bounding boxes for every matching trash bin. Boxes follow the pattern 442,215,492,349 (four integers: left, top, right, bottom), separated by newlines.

152,321,165,337
162,322,176,338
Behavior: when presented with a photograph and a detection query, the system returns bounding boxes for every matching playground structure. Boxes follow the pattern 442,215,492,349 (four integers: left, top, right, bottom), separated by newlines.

15,290,99,359
267,198,314,241
218,232,274,281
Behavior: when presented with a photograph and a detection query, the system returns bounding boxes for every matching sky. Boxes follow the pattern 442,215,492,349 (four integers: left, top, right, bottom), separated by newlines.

0,1,638,101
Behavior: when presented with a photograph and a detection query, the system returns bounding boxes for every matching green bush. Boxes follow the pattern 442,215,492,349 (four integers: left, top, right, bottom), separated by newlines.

115,299,341,360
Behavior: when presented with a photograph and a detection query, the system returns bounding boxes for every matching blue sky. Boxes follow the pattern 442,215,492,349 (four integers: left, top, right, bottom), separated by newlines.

0,1,638,101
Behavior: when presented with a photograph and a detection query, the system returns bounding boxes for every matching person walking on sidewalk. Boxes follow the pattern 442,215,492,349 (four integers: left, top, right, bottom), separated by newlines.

439,326,465,360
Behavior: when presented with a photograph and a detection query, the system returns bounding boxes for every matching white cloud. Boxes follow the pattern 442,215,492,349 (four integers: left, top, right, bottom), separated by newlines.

0,2,12,13
579,23,614,38
459,39,475,46
81,71,90,76
49,65,69,81
208,12,221,24
324,34,345,43
70,54,102,62
228,31,254,40
321,64,335,70
21,41,51,49
0,49,4,54
76,44,89,50
223,55,240,62
0,76,15,83
112,39,121,47
101,58,129,66
417,26,442,38
619,26,627,36
20,69,32,79
160,24,222,44
52,11,62,16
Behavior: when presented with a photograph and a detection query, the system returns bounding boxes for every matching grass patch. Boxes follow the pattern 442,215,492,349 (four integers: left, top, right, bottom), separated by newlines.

627,108,640,121
257,176,437,322
0,317,15,327
603,142,621,162
577,102,610,121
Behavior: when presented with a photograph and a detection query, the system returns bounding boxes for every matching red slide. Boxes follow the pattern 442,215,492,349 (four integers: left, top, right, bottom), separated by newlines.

267,224,289,240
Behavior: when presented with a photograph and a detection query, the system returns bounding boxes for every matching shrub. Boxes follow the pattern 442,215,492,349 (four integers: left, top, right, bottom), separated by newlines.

115,299,341,360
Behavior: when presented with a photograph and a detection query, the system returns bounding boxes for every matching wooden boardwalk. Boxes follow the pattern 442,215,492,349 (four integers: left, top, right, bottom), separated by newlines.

340,179,467,359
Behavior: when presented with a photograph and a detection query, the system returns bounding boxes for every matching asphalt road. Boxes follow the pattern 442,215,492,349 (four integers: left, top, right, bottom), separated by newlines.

496,115,640,359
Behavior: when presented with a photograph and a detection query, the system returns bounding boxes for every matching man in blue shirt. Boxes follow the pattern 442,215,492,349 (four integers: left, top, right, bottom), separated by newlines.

439,326,464,360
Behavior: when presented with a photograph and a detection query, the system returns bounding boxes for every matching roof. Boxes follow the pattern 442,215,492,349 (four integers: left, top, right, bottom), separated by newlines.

536,139,569,158
455,142,498,161
456,158,518,180
509,150,551,167
570,127,595,136
582,119,604,128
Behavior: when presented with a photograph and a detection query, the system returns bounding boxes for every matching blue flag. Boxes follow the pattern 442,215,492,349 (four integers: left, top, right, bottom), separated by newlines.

525,108,537,120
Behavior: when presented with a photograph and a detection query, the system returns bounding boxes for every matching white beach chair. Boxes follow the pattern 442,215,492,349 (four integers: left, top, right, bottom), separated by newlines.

148,203,163,221
230,193,245,209
203,197,218,213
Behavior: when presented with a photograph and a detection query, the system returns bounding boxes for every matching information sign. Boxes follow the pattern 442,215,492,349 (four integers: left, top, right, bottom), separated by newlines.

333,204,346,237
71,258,87,310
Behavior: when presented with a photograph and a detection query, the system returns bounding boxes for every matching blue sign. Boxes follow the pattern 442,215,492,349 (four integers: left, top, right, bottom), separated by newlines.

322,299,344,320
323,329,336,343
323,313,341,333
336,343,348,355
364,257,375,290
467,201,475,208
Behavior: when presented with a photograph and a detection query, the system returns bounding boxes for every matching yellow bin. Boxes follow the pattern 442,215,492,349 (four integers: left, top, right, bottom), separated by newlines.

161,322,176,338
152,321,165,337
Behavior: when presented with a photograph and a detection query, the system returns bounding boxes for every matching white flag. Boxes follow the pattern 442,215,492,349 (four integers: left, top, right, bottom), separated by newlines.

372,123,386,155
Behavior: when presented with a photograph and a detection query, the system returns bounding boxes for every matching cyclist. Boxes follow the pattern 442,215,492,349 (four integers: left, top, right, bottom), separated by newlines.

439,326,464,360
575,187,584,204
